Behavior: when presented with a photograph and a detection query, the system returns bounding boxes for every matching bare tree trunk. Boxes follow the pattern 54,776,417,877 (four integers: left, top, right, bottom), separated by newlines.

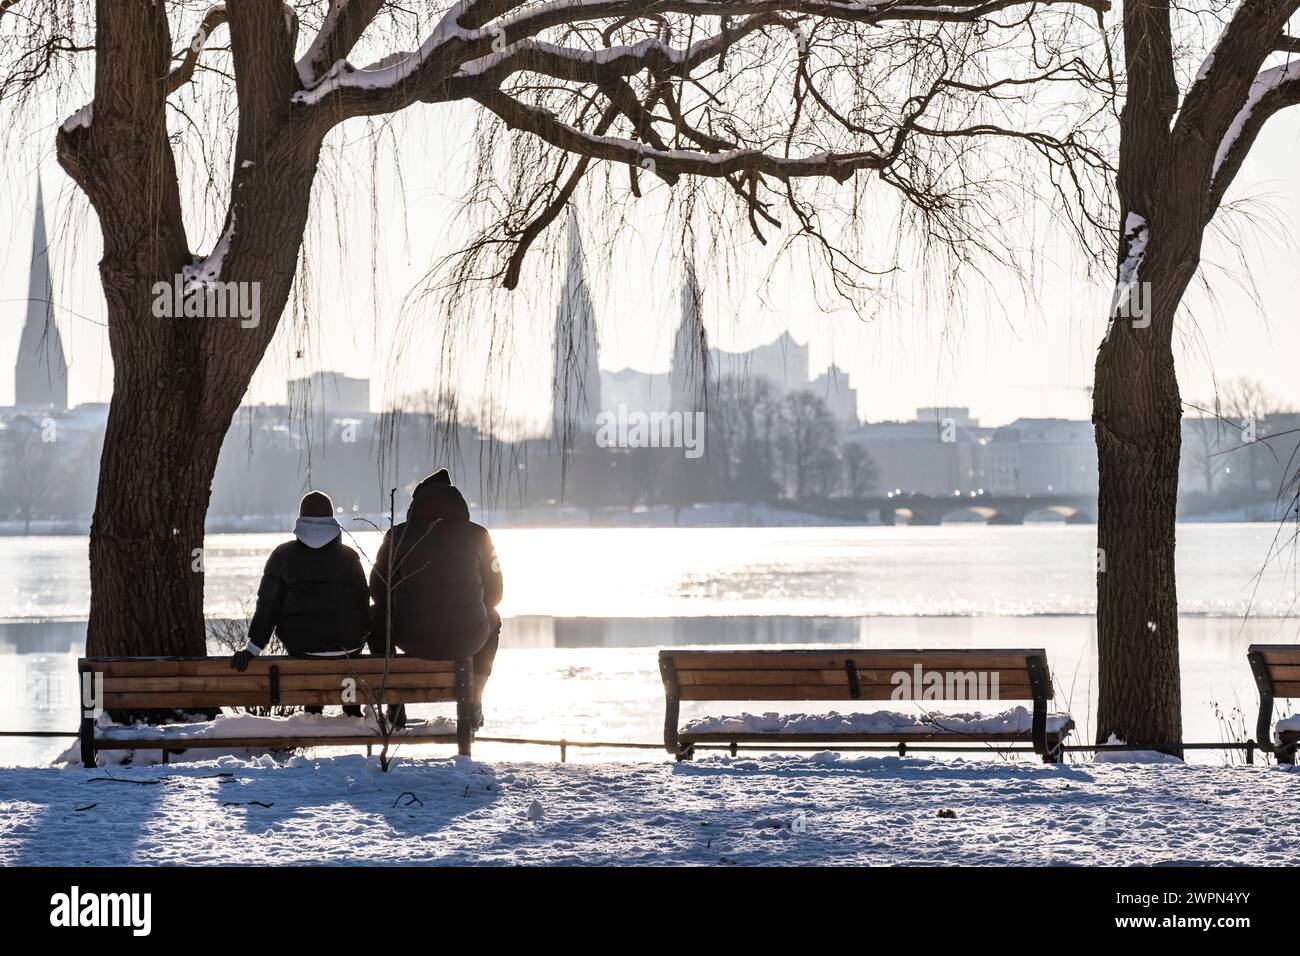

86,349,224,657
1092,316,1184,754
60,2,319,660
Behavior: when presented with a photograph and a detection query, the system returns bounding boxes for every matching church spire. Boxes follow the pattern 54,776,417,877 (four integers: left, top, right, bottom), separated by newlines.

550,212,601,449
669,254,709,414
15,179,68,411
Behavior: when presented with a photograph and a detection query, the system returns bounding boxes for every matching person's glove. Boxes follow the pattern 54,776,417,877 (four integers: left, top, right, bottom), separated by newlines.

231,649,254,672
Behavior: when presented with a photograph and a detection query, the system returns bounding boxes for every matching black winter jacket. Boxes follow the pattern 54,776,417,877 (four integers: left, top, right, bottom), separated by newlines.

369,483,503,661
247,537,371,655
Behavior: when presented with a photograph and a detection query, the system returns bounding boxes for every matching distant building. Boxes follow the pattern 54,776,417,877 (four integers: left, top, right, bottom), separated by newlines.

13,181,68,412
287,371,370,417
710,330,810,399
57,402,110,434
847,412,985,497
987,418,1097,496
1181,412,1300,498
810,364,859,426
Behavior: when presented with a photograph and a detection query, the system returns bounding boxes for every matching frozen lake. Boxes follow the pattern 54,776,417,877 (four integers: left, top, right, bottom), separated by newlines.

3,524,1298,765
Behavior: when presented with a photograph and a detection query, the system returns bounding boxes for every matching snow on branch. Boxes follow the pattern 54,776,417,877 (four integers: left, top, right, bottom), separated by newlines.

295,0,387,87
293,0,476,105
487,0,1110,42
455,16,781,84
183,213,237,292
1212,58,1300,177
60,102,92,133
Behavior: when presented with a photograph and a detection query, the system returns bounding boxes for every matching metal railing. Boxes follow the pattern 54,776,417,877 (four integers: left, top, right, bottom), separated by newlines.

0,728,1274,763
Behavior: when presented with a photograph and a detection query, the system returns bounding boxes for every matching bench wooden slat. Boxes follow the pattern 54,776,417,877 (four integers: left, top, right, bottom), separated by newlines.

663,649,1048,671
663,652,1052,695
82,656,455,677
100,688,458,709
675,667,1035,687
1265,665,1300,682
677,669,851,686
1248,645,1300,667
101,673,455,693
677,682,1036,702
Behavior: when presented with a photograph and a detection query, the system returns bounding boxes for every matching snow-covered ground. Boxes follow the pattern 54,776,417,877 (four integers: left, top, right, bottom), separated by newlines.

3,750,1298,865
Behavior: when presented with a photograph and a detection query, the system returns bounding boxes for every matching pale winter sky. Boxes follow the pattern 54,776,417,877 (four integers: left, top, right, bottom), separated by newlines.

2,80,1300,433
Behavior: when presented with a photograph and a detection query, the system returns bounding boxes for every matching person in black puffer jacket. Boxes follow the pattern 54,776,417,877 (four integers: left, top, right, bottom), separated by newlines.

232,491,371,715
369,469,503,728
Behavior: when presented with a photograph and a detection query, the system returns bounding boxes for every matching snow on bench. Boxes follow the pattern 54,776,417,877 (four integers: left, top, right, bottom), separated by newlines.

63,712,461,766
660,648,1074,762
681,707,1073,737
1274,714,1300,736
92,711,459,742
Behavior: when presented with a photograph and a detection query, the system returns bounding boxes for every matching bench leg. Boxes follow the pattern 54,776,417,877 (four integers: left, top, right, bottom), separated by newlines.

79,715,96,769
674,744,695,762
1279,743,1297,766
455,659,473,757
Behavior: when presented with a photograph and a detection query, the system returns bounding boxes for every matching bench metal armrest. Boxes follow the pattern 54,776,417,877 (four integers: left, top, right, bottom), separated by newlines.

658,652,683,756
1026,654,1049,757
1248,651,1276,754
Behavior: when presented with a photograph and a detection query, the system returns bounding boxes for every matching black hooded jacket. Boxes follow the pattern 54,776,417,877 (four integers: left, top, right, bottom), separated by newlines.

369,480,503,661
247,535,371,655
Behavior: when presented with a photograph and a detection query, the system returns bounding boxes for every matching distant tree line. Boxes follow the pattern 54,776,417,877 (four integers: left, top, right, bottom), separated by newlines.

563,376,878,513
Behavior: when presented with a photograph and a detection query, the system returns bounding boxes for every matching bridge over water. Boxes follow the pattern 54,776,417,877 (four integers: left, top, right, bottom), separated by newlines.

800,493,1096,526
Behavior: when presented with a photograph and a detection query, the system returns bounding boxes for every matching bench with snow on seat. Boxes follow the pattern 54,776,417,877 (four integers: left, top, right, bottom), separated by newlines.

77,655,474,767
659,648,1073,763
1247,644,1300,765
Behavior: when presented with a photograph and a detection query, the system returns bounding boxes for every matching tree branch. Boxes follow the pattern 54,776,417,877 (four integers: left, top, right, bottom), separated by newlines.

474,88,886,183
167,3,230,94
292,0,1111,122
1174,0,1300,174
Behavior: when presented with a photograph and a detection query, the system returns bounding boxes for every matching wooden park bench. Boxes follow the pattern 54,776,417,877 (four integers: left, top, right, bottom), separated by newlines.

77,655,473,767
1247,644,1300,765
659,648,1073,763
